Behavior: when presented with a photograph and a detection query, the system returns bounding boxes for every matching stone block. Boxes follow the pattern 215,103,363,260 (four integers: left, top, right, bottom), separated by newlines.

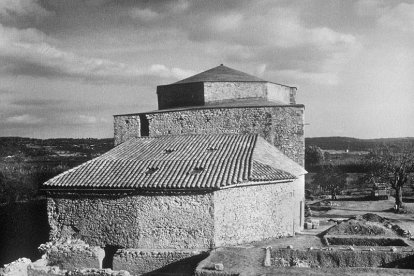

2,258,31,276
40,240,104,270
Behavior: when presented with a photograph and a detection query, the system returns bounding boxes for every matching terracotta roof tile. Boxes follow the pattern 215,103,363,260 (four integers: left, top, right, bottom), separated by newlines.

43,134,300,190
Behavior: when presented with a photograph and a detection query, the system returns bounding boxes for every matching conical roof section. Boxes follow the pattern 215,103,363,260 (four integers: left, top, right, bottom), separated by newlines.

174,64,266,84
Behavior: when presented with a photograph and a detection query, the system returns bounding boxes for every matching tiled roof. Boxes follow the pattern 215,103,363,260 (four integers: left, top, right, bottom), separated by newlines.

43,134,300,190
173,65,266,84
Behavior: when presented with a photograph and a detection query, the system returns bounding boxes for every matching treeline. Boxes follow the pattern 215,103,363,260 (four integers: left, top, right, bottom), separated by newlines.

306,136,414,152
0,137,114,203
0,137,113,158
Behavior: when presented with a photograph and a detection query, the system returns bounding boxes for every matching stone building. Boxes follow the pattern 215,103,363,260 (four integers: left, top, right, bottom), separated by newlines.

43,65,306,273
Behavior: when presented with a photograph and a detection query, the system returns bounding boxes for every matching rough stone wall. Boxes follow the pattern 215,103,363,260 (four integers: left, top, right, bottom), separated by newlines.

145,106,304,165
113,115,141,146
203,82,266,103
39,240,104,271
113,249,207,275
213,183,294,247
157,82,204,110
47,192,214,250
265,83,294,104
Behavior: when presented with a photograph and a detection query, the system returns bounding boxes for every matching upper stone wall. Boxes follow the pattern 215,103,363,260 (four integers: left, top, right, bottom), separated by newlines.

157,81,296,110
114,105,305,166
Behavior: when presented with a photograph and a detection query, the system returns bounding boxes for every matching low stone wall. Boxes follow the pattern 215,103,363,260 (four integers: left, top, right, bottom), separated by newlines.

27,259,130,276
271,248,414,268
113,249,207,275
1,258,130,276
39,240,104,270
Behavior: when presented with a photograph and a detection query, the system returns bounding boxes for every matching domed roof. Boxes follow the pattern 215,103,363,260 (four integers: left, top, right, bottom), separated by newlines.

174,64,266,84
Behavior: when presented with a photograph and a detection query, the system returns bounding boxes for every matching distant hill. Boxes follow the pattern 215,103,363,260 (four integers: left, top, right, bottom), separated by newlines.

0,137,114,160
305,137,414,152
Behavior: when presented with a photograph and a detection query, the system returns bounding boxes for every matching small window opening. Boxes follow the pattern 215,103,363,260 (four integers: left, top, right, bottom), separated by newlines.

164,149,175,154
145,167,159,175
125,119,129,124
189,166,205,175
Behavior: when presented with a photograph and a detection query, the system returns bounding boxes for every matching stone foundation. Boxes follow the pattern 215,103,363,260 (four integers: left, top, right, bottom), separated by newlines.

113,249,207,275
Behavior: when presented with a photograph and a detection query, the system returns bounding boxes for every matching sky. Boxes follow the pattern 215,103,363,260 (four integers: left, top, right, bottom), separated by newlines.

0,0,413,139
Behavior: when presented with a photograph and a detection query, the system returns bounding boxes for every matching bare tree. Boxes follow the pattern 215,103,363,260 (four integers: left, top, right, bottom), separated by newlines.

365,146,414,212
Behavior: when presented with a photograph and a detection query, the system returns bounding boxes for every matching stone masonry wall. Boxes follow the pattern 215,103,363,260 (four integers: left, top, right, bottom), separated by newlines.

213,183,294,247
47,192,214,250
203,82,267,103
266,83,295,104
114,107,304,165
114,115,141,146
113,249,207,275
145,106,304,165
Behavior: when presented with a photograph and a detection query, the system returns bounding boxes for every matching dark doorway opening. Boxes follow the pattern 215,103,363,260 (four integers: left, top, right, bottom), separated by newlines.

102,245,122,269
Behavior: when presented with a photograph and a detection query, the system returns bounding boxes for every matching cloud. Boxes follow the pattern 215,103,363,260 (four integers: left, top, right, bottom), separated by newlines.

0,24,193,84
0,0,52,20
5,114,43,124
128,8,159,22
126,2,358,85
378,3,414,34
11,98,63,107
78,115,97,124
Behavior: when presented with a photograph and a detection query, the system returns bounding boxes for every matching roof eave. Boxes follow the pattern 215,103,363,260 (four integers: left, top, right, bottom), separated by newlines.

218,178,296,190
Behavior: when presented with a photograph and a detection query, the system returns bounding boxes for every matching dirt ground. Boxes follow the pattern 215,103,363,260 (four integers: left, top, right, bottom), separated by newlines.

196,196,414,275
310,196,414,236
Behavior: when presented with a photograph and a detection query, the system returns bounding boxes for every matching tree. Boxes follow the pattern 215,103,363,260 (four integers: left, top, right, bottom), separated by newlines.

312,164,347,200
365,146,414,212
305,146,324,167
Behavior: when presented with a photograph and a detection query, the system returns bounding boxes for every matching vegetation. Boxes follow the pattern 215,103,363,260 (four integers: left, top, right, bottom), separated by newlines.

364,146,414,212
0,137,113,203
305,145,324,167
306,137,414,152
312,164,347,200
